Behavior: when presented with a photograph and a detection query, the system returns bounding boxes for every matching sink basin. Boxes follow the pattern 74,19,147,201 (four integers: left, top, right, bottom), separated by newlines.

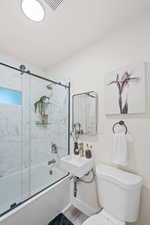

60,155,94,178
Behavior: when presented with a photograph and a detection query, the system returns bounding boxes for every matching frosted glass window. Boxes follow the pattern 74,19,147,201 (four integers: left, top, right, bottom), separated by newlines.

0,87,22,105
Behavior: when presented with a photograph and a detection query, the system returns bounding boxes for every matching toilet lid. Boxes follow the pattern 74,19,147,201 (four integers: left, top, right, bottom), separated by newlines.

83,210,125,225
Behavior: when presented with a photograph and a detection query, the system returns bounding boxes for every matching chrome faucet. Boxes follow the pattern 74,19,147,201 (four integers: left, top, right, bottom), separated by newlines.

48,159,56,166
51,143,58,153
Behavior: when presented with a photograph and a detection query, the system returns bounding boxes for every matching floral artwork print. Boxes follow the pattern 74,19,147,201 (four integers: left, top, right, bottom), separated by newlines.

108,72,139,114
105,63,146,115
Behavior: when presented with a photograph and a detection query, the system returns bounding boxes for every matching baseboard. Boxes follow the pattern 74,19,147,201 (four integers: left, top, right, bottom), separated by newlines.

71,198,100,216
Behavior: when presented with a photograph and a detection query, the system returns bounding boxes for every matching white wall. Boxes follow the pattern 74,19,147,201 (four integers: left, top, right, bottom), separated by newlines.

49,12,150,225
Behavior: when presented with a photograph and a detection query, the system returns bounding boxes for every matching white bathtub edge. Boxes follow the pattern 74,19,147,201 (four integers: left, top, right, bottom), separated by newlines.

0,175,70,223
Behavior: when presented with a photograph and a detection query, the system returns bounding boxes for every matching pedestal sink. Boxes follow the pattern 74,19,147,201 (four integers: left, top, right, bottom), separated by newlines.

60,155,94,178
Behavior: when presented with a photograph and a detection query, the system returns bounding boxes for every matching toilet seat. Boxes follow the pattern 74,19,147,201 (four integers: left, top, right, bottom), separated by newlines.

83,210,125,225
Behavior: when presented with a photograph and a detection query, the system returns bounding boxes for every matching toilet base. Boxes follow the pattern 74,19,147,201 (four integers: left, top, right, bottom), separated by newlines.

82,209,125,225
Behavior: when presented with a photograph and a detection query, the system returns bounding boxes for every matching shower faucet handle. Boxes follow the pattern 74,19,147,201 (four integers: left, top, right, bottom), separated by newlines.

51,143,58,153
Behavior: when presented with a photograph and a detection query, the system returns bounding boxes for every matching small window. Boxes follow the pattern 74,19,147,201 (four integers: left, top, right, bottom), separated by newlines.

0,87,22,105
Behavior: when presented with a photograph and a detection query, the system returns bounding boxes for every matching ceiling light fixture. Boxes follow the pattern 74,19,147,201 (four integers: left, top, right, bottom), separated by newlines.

21,0,45,22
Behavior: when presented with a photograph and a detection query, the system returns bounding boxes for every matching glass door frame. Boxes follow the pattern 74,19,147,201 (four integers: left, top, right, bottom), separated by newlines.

0,61,70,217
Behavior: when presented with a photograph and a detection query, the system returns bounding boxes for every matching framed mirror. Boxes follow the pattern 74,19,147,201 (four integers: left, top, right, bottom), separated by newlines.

72,91,98,136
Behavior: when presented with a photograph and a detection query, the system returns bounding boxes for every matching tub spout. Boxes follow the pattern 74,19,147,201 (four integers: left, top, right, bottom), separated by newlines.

48,159,56,166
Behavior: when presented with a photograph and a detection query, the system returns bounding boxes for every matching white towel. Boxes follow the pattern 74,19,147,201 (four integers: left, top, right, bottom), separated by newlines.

112,133,128,166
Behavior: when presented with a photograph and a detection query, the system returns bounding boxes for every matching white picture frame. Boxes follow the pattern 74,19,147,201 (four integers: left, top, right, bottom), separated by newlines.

104,63,146,115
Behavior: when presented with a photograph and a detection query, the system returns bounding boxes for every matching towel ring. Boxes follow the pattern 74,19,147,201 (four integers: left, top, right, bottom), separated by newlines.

112,120,128,135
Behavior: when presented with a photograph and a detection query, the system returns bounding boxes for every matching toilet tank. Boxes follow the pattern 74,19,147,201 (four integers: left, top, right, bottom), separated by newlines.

96,164,143,223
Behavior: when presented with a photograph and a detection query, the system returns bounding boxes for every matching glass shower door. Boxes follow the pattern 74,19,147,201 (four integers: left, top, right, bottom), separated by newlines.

0,65,23,215
29,76,69,195
0,62,70,216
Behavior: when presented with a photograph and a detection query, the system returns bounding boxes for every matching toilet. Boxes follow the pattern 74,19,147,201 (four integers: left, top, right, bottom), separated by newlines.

83,164,143,225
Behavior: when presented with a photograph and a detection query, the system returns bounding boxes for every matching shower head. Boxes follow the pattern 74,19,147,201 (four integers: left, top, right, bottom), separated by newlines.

44,0,64,10
46,84,53,90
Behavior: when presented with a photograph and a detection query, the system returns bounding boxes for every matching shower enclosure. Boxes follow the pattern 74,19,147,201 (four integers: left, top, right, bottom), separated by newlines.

0,62,70,216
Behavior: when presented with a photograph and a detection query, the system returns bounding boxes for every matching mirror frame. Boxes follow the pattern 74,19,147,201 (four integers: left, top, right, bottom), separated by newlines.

72,91,98,136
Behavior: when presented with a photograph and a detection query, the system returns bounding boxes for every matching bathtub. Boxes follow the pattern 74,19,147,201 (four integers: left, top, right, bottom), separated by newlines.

30,163,68,195
0,163,70,223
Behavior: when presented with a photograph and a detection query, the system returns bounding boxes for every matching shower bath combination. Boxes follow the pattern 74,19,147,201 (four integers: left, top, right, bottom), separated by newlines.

0,61,70,217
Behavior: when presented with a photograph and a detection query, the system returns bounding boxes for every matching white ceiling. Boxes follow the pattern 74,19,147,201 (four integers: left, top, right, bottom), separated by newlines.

0,0,150,70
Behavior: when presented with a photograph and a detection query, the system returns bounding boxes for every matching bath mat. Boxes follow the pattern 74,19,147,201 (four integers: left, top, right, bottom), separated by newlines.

48,213,74,225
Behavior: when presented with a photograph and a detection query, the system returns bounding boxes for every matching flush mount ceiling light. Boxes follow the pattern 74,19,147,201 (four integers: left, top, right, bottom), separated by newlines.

21,0,45,22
